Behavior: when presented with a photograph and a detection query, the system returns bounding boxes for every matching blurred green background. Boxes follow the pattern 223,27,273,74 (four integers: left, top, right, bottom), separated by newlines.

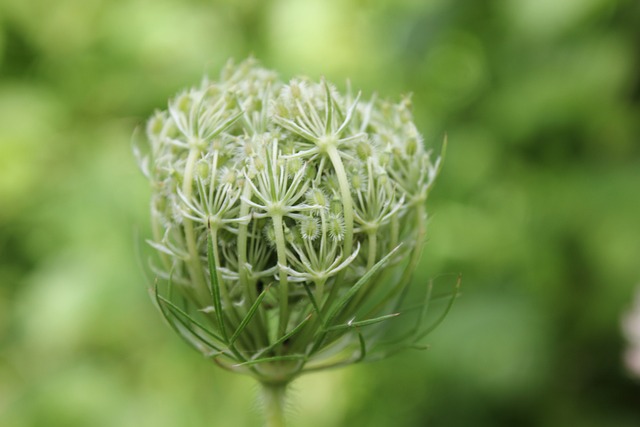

1,0,639,426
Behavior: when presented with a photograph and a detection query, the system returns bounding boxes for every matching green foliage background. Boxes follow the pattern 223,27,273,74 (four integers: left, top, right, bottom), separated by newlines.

1,0,639,426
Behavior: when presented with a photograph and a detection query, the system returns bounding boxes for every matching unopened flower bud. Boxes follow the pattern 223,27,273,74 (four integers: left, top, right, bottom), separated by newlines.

137,58,446,393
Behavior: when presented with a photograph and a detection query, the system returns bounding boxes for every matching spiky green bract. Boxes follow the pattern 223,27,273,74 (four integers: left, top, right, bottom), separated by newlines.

138,58,444,386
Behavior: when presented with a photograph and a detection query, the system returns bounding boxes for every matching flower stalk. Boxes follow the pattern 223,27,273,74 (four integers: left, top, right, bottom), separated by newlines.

261,382,288,427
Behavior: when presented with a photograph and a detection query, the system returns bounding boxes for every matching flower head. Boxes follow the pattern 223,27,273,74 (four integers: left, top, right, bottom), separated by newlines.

138,59,444,385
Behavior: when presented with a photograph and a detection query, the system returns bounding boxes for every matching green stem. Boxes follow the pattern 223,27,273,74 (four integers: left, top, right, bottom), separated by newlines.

238,181,256,301
367,230,377,270
261,383,287,427
344,230,377,315
209,228,231,309
319,144,354,314
182,148,209,303
315,277,326,303
238,181,268,346
364,203,427,318
390,215,399,250
272,214,289,338
288,142,354,351
209,227,245,339
326,145,353,257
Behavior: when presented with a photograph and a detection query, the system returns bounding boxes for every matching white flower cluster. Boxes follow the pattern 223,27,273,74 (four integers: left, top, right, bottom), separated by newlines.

138,58,442,384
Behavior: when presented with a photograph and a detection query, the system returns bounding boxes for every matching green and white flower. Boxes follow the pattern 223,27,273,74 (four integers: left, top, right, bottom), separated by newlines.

136,58,449,424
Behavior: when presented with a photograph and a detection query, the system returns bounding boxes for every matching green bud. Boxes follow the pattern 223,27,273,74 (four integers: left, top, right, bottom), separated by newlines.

137,58,446,394
306,188,327,208
356,140,372,160
286,157,303,177
327,213,345,242
329,198,343,215
299,215,320,241
195,160,210,180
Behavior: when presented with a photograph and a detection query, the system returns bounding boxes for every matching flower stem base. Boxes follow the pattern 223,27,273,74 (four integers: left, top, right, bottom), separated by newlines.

261,382,288,427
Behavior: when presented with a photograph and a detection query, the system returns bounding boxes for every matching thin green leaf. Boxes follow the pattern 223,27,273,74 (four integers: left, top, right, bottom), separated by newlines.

195,176,209,207
233,354,307,367
401,290,460,313
229,285,271,345
411,344,430,351
323,78,333,134
354,331,367,363
253,313,313,360
304,332,369,371
204,351,226,358
414,274,460,341
154,276,190,342
301,282,322,319
415,280,433,333
373,278,435,348
207,110,244,140
323,313,399,332
157,294,225,343
155,282,226,354
167,269,175,300
361,342,429,364
207,221,227,341
234,94,256,134
324,244,402,328
336,91,361,136
274,116,319,143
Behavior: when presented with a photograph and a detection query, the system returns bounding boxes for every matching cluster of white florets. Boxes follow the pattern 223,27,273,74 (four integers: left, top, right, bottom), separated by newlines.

138,58,440,382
